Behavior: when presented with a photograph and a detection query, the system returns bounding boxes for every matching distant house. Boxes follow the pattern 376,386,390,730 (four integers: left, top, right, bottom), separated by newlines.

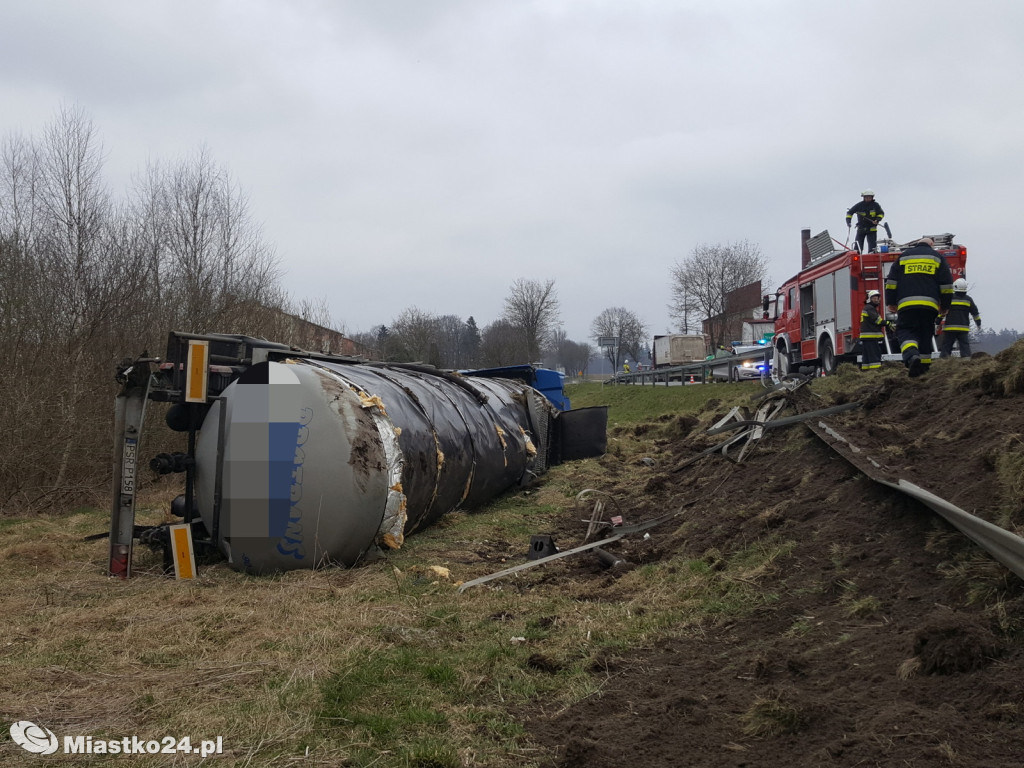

270,311,378,359
702,281,765,346
232,300,379,359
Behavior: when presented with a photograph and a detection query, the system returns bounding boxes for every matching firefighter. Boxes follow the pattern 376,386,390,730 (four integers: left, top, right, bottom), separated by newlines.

937,278,982,358
623,361,630,373
858,290,890,370
846,189,885,253
884,237,953,378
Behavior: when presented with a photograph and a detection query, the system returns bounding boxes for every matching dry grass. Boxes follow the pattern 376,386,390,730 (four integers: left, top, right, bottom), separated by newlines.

843,594,883,619
0,495,724,765
740,691,808,737
0,382,800,766
1,496,775,767
992,436,1024,529
897,656,922,680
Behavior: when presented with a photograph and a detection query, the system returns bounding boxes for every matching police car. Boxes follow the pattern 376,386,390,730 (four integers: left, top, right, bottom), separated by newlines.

710,343,773,382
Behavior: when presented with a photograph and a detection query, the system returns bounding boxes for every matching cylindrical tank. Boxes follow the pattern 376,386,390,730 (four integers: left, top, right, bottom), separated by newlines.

194,359,549,573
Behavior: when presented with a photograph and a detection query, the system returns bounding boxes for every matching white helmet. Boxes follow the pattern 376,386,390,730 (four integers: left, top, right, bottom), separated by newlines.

861,188,875,197
953,278,968,291
866,290,880,300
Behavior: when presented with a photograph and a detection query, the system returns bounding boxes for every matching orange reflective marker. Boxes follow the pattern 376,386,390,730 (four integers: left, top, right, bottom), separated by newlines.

170,523,196,579
185,340,209,403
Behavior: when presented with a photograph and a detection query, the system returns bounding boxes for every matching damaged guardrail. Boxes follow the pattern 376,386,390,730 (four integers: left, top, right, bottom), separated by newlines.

666,382,1024,582
808,420,1024,581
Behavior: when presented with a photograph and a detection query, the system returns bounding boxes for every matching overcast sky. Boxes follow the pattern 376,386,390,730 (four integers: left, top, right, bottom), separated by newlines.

2,0,1023,344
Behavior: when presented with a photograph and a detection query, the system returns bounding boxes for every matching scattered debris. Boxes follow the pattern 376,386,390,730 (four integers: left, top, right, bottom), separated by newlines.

573,489,623,542
457,512,678,593
592,547,629,570
527,535,558,560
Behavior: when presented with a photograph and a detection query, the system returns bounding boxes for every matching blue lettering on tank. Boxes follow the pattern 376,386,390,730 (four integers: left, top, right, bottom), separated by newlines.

276,408,312,559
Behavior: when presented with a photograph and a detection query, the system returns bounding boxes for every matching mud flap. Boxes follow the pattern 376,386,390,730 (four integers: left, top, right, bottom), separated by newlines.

554,406,609,463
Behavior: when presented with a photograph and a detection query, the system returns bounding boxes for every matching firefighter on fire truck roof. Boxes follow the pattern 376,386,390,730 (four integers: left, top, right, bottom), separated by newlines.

938,278,982,359
884,237,953,378
858,290,890,371
846,189,885,254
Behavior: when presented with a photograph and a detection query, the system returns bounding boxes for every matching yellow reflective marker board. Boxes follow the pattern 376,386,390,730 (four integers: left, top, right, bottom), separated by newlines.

185,340,209,403
169,523,196,579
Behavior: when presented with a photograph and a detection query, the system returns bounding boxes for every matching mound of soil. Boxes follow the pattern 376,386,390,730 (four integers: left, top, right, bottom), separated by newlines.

522,344,1024,767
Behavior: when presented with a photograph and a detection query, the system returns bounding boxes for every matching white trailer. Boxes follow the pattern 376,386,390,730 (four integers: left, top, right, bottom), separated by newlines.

653,334,707,367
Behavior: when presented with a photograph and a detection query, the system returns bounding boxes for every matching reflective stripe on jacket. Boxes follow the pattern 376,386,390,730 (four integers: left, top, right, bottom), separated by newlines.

884,245,953,314
942,293,981,332
859,302,887,339
846,200,885,229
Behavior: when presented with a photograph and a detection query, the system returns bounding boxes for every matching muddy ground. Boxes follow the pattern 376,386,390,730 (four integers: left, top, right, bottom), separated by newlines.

522,342,1024,767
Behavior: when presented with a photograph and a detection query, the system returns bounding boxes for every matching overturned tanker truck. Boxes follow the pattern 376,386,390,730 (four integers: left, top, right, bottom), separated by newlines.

109,332,608,577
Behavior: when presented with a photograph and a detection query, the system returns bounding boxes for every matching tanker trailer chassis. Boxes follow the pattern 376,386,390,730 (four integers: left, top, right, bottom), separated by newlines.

109,332,607,577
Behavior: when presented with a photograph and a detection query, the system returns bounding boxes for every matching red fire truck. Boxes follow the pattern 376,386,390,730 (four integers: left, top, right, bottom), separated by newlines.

768,229,968,375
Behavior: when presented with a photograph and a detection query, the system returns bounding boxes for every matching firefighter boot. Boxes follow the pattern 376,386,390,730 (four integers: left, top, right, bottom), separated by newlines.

908,355,925,378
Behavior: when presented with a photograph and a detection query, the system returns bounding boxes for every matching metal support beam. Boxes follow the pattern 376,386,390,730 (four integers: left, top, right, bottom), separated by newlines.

109,358,157,578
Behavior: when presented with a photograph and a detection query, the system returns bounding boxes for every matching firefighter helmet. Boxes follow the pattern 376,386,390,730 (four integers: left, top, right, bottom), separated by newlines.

866,290,880,300
953,278,968,292
861,188,875,197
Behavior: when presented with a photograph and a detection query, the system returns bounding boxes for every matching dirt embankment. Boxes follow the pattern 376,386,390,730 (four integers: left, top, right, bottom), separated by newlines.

523,342,1024,767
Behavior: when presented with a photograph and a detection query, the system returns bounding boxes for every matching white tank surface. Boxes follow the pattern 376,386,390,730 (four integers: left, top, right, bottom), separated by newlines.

195,359,545,573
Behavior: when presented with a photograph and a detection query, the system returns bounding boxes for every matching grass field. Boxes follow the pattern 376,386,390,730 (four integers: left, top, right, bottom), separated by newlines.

0,380,768,767
568,379,765,425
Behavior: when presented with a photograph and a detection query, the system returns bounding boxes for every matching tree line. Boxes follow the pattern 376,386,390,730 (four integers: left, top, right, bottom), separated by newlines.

0,108,635,511
0,106,316,512
348,277,587,371
345,280,651,377
0,107,756,513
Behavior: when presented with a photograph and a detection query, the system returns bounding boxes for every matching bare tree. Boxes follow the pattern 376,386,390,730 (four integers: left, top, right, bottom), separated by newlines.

0,134,44,365
126,161,170,334
0,133,43,253
502,278,561,362
39,104,112,342
158,146,281,333
542,330,593,376
390,307,442,365
479,319,529,367
671,290,698,334
543,328,566,369
669,241,768,349
433,314,468,369
0,108,287,512
0,106,150,502
591,306,648,370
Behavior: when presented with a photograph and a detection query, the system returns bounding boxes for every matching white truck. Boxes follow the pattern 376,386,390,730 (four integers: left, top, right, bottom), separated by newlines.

653,334,707,368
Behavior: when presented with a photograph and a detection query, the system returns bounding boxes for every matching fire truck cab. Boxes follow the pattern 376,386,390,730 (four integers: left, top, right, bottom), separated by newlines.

768,229,967,375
